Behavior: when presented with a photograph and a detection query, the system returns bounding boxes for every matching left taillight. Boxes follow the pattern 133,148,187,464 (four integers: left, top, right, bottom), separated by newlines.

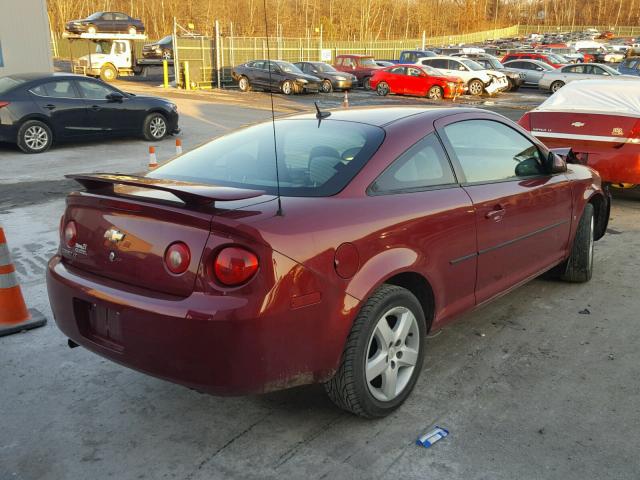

63,221,77,248
213,246,259,286
0,101,9,109
164,242,191,274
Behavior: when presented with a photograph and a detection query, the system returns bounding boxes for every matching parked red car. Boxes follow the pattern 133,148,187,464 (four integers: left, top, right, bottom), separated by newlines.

501,52,564,68
370,64,466,99
48,107,609,418
519,79,640,186
333,54,382,90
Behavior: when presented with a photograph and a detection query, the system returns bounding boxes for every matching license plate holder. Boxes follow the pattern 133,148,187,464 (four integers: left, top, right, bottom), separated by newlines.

74,299,124,351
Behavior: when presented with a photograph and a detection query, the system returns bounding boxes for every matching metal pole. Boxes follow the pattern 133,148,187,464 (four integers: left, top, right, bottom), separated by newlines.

230,22,235,68
173,17,180,88
422,30,426,50
163,59,169,88
215,20,222,89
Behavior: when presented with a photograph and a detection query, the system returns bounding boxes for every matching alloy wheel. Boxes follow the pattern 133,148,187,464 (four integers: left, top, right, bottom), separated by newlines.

150,116,167,139
376,82,389,96
322,80,333,93
365,306,420,402
469,81,483,95
428,86,443,99
24,125,49,151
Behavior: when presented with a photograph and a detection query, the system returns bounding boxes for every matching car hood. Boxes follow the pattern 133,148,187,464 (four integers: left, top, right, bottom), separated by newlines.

323,71,355,79
289,72,321,82
485,69,507,78
68,18,88,23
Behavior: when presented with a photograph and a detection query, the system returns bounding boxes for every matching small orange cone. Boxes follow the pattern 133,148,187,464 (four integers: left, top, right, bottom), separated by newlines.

342,90,350,108
175,138,183,156
0,226,47,337
148,146,158,170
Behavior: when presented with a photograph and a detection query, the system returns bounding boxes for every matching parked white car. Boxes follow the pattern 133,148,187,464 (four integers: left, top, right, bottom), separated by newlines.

539,63,639,92
416,56,509,95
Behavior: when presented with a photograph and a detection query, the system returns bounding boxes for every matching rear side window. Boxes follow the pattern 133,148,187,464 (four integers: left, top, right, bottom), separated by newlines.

0,77,26,95
429,59,449,69
148,119,385,197
389,67,405,74
30,81,78,98
369,134,455,194
442,120,545,183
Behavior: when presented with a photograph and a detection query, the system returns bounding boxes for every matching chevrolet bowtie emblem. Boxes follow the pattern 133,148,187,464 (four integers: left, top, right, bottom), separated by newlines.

571,122,585,127
104,228,126,243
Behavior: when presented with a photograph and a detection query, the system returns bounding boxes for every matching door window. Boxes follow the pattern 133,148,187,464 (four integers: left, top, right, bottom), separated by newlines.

388,66,405,75
101,13,114,21
406,67,422,77
30,81,79,98
114,13,129,21
76,80,116,100
443,119,545,183
370,134,456,193
428,59,449,69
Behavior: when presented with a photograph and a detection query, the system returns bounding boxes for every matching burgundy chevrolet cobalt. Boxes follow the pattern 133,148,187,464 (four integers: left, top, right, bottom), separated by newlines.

47,107,610,418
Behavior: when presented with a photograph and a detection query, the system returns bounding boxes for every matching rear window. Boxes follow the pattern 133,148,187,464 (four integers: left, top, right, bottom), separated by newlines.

148,119,385,197
0,77,25,95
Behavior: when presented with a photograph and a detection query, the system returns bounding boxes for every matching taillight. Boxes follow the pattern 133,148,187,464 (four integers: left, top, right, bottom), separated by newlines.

164,242,191,274
213,247,259,286
63,221,77,248
630,120,640,141
0,101,9,109
518,112,532,131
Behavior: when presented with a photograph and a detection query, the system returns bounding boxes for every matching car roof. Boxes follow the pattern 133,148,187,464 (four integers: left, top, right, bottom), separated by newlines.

3,72,85,82
429,56,465,60
336,54,373,58
289,106,487,127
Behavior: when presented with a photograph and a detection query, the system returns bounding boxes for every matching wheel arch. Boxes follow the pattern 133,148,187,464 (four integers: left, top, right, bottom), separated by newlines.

384,271,435,332
17,115,55,139
587,191,610,241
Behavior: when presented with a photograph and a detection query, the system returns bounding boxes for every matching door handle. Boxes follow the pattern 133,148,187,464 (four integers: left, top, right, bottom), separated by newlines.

485,205,506,220
44,104,56,110
91,105,101,111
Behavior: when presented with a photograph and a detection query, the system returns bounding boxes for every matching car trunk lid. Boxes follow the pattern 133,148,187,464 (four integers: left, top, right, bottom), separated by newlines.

62,174,265,297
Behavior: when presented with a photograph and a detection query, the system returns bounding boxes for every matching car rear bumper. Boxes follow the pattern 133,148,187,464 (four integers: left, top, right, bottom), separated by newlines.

47,255,351,395
0,124,17,143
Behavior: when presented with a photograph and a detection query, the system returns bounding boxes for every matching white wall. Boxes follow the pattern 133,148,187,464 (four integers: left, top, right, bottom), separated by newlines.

0,0,53,76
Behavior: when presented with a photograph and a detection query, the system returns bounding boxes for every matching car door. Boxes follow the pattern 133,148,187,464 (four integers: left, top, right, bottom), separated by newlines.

75,79,135,134
28,80,90,139
368,132,477,325
524,61,547,84
404,67,425,95
435,114,573,304
99,13,115,33
113,13,129,33
247,61,265,87
385,66,406,93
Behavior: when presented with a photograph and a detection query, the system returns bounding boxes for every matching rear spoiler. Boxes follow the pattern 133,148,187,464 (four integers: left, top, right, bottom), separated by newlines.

66,173,265,207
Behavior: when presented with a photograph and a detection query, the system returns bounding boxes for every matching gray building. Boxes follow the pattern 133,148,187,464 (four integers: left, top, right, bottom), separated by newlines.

0,0,53,76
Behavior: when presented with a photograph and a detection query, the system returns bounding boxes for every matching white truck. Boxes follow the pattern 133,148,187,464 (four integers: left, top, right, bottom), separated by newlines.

66,32,168,82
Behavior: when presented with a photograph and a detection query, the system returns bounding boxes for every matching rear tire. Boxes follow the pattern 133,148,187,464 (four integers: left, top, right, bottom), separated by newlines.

281,80,294,95
128,26,137,35
161,49,172,60
427,85,444,100
559,203,594,282
87,25,97,34
362,77,372,90
550,81,565,93
143,113,168,141
100,64,118,82
324,284,426,418
17,120,53,154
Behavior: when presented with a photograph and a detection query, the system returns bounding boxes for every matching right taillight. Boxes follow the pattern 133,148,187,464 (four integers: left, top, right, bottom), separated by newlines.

213,247,259,286
630,120,640,142
518,112,532,131
0,101,9,109
63,221,77,248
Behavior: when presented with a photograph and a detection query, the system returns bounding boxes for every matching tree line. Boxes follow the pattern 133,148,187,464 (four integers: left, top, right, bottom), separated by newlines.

47,0,640,40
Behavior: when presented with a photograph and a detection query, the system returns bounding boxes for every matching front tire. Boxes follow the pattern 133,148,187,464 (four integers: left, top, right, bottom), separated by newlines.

100,64,118,82
87,25,97,34
128,26,137,35
324,284,426,418
143,113,168,141
468,79,484,96
550,80,565,93
17,120,53,154
427,85,444,100
161,49,172,60
238,76,251,92
321,79,333,93
281,80,294,95
362,77,371,90
376,81,390,96
559,203,594,282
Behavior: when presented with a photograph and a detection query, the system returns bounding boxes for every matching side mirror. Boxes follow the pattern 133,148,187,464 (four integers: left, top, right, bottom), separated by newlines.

106,92,124,102
536,67,543,71
546,150,569,173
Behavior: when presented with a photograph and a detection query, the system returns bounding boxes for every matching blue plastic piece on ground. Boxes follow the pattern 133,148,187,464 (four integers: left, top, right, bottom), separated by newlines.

416,426,449,448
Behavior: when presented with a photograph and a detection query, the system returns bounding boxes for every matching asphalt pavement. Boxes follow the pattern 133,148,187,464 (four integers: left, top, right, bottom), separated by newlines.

1,82,638,480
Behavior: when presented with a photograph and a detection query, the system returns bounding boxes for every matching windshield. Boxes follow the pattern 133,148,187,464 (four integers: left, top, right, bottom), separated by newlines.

546,53,566,63
148,119,385,197
0,77,26,95
601,64,621,75
159,35,172,44
359,57,377,67
460,59,484,71
86,12,103,21
538,62,555,71
312,63,337,73
484,57,502,69
276,61,303,74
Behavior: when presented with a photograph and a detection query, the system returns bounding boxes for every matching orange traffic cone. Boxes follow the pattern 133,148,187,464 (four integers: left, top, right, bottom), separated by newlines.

0,226,47,337
148,146,158,170
175,138,183,156
342,90,350,108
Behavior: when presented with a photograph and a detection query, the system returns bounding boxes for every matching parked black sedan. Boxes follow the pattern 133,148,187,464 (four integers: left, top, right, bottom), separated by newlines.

0,73,178,153
293,61,356,92
231,60,321,94
65,12,145,35
142,35,174,60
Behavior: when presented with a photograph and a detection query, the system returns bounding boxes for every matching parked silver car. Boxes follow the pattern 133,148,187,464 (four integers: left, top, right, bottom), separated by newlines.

502,59,555,86
539,63,639,93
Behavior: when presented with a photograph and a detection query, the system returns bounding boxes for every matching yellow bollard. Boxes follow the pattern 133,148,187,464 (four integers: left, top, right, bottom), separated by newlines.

184,61,190,91
163,59,169,88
